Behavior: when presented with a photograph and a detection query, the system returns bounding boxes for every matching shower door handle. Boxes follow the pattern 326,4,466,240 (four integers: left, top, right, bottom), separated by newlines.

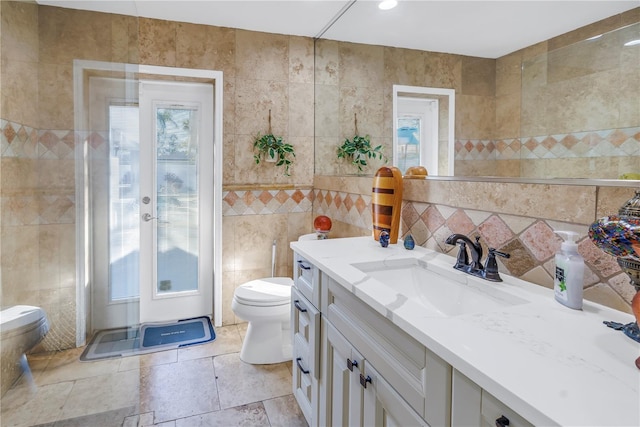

142,213,157,222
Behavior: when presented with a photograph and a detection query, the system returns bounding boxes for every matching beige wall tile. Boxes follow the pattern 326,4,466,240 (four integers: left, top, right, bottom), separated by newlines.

288,83,314,137
235,30,288,81
38,6,113,65
289,36,314,84
1,1,39,63
314,39,339,86
138,17,176,66
461,57,495,96
176,22,235,75
1,60,39,126
339,42,383,89
422,51,463,92
457,94,495,140
235,78,288,137
37,63,73,130
110,14,139,64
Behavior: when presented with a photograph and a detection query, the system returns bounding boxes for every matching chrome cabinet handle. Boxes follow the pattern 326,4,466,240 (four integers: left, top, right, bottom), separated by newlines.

296,357,310,375
294,300,307,312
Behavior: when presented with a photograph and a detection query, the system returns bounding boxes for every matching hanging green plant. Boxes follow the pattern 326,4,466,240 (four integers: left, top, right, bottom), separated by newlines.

253,110,295,176
337,113,386,172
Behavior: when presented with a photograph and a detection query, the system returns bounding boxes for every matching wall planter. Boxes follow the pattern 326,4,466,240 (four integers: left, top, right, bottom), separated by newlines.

253,110,295,176
337,113,386,173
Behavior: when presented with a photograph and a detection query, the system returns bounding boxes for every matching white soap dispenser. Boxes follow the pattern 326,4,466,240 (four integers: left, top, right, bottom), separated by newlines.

554,231,584,310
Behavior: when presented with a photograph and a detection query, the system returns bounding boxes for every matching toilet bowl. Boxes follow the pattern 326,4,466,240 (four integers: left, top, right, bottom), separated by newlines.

1,305,49,396
232,277,293,364
232,233,318,364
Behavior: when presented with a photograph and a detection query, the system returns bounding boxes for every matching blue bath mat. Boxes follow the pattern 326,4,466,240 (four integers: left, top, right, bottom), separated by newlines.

80,316,215,361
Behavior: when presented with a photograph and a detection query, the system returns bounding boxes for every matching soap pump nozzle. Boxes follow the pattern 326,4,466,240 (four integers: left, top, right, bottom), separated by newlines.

555,231,580,252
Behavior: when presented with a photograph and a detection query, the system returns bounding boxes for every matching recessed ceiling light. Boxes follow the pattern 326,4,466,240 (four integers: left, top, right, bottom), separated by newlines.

379,0,398,11
624,39,640,47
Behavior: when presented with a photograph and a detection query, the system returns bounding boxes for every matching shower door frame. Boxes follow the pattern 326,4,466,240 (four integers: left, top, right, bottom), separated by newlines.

74,60,223,346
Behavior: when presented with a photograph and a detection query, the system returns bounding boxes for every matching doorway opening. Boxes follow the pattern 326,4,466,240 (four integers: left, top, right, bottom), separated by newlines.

74,61,223,346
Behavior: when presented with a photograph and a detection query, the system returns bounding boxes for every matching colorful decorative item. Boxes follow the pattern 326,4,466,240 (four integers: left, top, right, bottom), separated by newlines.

379,230,390,247
313,215,332,232
314,215,332,239
589,189,640,366
589,215,640,260
404,234,415,250
372,166,403,244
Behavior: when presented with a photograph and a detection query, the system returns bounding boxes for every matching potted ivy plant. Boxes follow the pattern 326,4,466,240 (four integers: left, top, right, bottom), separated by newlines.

253,110,295,176
337,113,386,172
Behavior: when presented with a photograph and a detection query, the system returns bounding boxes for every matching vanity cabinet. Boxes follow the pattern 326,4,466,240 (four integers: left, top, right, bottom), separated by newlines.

322,319,427,427
292,249,534,427
321,273,451,427
451,368,534,427
292,253,322,426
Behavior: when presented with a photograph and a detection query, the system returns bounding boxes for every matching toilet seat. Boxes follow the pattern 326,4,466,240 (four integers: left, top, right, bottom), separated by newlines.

234,277,293,307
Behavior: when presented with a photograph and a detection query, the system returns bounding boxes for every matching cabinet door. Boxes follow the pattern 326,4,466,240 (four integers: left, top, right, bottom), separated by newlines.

362,363,428,427
292,288,320,426
323,320,365,427
481,391,533,427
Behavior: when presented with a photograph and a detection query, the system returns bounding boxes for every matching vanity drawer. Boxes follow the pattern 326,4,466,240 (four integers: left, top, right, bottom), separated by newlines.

292,287,320,380
481,391,533,427
325,276,451,425
294,253,321,309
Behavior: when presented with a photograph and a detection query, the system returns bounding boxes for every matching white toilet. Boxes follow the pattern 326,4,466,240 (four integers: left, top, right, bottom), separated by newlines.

232,233,318,364
1,305,49,396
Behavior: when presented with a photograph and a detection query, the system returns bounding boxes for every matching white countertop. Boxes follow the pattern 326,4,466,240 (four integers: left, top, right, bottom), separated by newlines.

291,236,640,427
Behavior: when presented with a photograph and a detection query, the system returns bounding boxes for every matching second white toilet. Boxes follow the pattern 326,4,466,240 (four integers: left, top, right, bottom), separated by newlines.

231,233,317,364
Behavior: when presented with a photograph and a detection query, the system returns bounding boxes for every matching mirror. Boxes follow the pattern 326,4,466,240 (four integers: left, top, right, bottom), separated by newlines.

314,18,639,180
393,85,455,176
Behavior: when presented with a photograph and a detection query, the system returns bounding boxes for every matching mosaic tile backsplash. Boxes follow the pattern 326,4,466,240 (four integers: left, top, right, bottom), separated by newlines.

313,185,635,313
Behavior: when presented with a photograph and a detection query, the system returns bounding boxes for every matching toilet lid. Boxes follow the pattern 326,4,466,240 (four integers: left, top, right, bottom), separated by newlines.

234,277,293,306
1,305,46,332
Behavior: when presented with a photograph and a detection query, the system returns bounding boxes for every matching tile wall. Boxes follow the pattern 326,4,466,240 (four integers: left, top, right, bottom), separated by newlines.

1,2,314,348
313,175,637,314
1,1,637,354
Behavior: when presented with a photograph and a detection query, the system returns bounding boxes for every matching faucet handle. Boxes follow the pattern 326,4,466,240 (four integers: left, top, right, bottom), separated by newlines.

483,248,510,282
454,241,469,269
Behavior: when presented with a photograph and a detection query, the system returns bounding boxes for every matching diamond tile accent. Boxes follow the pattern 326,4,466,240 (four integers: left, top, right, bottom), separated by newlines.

454,127,639,162
221,188,312,216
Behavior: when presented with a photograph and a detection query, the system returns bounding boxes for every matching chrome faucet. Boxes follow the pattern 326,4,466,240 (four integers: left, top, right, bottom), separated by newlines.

445,234,510,282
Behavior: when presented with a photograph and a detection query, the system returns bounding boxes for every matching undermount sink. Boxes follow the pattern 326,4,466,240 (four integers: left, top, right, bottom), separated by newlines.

353,258,529,317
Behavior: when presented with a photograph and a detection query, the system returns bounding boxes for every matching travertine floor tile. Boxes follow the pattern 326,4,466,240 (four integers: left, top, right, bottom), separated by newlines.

175,401,270,426
118,349,178,372
40,406,137,427
3,320,304,427
178,325,242,362
263,394,307,427
214,353,291,410
140,357,220,423
37,347,120,386
60,370,140,420
0,381,73,426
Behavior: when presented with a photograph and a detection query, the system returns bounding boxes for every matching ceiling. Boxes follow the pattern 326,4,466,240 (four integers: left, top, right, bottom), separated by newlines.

37,0,639,58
